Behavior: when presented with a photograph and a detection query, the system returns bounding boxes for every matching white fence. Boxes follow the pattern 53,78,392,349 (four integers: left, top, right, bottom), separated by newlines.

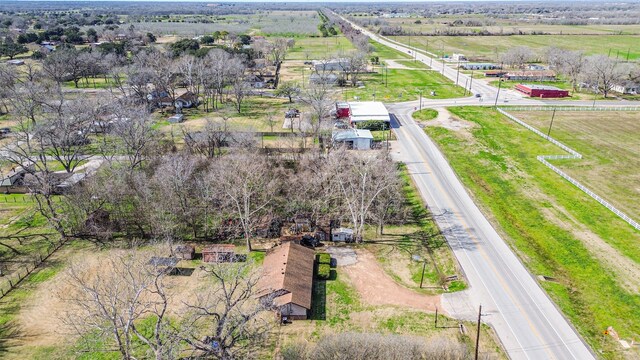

498,108,640,232
497,108,582,158
504,106,640,112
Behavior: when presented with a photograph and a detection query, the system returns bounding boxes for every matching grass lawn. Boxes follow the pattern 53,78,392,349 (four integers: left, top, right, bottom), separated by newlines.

509,110,640,222
282,266,502,358
413,108,439,121
391,35,640,62
393,59,431,69
287,35,356,60
62,77,118,90
426,106,640,359
345,68,465,102
369,40,412,60
364,162,465,292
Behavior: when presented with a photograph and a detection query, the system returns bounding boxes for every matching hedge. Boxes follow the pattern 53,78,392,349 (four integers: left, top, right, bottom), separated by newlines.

317,263,331,280
316,253,331,265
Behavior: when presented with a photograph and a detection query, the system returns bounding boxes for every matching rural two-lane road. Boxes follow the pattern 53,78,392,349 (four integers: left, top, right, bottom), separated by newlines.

334,13,603,359
389,103,595,360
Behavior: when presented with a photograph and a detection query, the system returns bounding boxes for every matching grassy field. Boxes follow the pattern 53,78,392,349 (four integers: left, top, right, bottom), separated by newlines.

425,106,640,359
509,110,640,222
356,14,640,36
345,68,465,102
287,35,356,60
391,35,640,61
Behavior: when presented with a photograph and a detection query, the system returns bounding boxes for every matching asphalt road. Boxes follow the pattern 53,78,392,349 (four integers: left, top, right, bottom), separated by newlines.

388,102,595,360
337,14,603,360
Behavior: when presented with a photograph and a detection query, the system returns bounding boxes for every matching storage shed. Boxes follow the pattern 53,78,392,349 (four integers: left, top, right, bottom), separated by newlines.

202,244,236,263
174,245,195,260
332,228,354,242
332,129,374,150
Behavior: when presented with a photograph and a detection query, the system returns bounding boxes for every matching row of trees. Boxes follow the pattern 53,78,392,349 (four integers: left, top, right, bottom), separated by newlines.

500,46,640,97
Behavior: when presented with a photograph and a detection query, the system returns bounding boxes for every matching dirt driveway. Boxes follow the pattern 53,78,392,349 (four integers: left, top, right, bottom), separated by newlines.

340,249,441,312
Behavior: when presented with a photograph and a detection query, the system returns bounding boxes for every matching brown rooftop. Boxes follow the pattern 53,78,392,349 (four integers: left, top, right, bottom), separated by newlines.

256,242,315,309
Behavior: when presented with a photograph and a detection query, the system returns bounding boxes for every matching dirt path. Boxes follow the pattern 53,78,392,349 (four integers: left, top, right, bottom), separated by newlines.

340,249,441,312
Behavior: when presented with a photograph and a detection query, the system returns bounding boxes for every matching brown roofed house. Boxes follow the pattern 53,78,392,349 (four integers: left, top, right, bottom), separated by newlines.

256,242,315,320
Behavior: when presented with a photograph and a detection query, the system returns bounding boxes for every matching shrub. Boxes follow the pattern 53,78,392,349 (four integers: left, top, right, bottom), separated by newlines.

316,253,331,265
317,263,331,280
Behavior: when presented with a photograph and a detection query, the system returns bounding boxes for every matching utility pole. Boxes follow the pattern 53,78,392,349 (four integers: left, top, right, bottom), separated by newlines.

469,70,474,95
419,89,423,111
494,76,503,107
475,305,482,360
419,260,426,288
435,307,439,328
547,108,556,137
463,78,469,96
455,59,461,85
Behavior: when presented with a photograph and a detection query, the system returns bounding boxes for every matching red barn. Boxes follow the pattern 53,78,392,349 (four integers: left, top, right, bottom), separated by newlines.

515,84,569,98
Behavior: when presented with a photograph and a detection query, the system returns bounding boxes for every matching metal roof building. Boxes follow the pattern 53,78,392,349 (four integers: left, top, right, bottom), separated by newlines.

348,101,391,124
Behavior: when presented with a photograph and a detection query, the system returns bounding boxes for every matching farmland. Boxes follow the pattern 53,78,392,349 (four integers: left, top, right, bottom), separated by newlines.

390,34,640,62
425,106,640,358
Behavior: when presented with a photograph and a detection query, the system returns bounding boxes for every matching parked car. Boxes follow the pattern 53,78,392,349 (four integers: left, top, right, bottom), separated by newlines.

0,127,11,137
285,109,300,118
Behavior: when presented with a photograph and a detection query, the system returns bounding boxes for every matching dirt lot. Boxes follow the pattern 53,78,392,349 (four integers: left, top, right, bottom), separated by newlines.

13,247,206,349
340,249,441,312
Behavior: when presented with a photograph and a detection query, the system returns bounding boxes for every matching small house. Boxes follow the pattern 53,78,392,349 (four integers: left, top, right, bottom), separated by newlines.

256,242,315,320
332,227,354,242
332,129,374,150
203,244,236,263
612,82,639,95
175,91,198,108
461,63,500,71
452,53,467,62
484,70,507,77
527,64,546,71
175,245,195,260
312,58,351,73
309,73,338,85
505,70,556,81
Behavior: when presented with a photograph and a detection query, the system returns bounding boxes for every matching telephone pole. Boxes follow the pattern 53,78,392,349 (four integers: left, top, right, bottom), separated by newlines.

475,305,482,360
547,108,556,137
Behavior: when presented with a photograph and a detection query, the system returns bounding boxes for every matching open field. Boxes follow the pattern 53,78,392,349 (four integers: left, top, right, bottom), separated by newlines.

509,110,640,222
356,14,640,36
391,35,640,62
425,106,640,359
121,11,322,38
287,35,356,60
346,68,466,102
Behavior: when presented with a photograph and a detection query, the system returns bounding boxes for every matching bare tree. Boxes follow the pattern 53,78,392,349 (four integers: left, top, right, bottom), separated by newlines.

110,105,157,169
62,250,181,360
183,261,275,360
326,149,399,242
274,81,300,103
582,55,626,98
214,153,278,251
500,46,535,70
229,58,248,113
183,118,231,158
301,82,334,142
